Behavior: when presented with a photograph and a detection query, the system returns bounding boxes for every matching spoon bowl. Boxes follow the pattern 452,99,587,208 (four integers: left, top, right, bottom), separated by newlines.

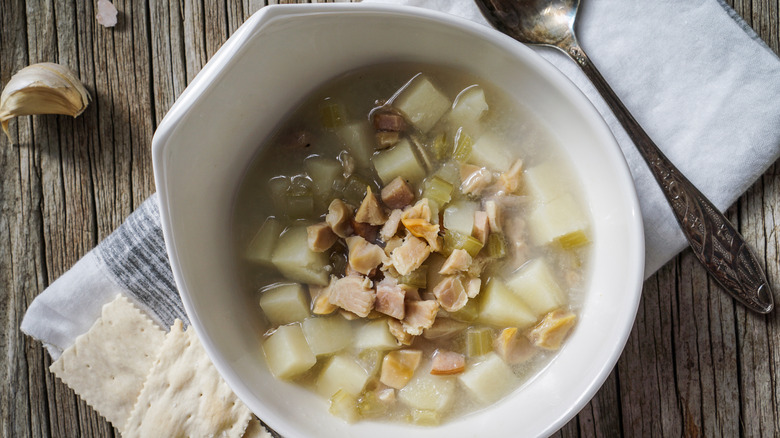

484,0,579,47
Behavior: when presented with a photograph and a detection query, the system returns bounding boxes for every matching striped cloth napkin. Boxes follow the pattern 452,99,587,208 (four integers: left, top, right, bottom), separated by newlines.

20,0,780,436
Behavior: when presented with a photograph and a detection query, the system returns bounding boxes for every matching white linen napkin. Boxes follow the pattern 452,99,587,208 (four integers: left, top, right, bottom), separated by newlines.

364,0,780,276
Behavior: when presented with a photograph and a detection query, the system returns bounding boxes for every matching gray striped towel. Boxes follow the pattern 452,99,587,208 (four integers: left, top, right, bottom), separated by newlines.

21,194,184,360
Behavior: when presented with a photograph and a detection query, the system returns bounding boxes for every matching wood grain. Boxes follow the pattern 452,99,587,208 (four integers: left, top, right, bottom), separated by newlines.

1,0,778,437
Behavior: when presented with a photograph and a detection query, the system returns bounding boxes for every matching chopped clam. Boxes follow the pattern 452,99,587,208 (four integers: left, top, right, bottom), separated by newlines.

438,249,472,275
327,199,354,238
387,318,414,345
472,210,490,244
430,350,466,375
380,176,415,210
402,300,439,335
465,277,482,299
380,349,423,389
380,209,404,241
311,277,338,315
401,217,440,250
527,309,576,350
499,159,523,193
431,276,468,312
328,275,375,318
346,235,387,275
390,235,432,276
355,186,388,225
494,327,537,364
461,167,493,196
402,198,433,223
376,278,406,320
307,222,338,252
485,200,502,233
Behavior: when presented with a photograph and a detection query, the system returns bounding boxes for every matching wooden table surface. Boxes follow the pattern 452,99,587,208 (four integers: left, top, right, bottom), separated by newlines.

2,0,779,436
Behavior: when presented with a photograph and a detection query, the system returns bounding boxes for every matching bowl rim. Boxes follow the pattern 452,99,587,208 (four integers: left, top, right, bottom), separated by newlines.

152,3,645,437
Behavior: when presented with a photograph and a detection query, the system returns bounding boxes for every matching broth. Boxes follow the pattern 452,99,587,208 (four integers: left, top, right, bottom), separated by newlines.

231,63,591,425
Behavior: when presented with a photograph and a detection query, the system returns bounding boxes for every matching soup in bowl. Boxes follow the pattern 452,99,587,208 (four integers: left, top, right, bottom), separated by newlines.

152,4,644,438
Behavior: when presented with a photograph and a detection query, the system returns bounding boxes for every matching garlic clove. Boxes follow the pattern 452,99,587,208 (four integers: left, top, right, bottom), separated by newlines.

0,62,90,143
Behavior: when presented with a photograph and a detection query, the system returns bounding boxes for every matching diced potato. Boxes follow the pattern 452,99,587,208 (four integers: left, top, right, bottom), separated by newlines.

258,283,310,326
468,133,512,172
262,323,316,379
477,278,537,329
372,138,426,186
523,161,566,204
317,354,370,398
337,121,375,168
301,315,353,356
506,258,564,318
269,176,290,214
271,225,330,286
393,75,451,133
354,319,401,351
526,194,589,246
245,217,282,267
458,352,518,404
305,155,344,196
448,85,489,134
443,200,479,236
329,389,359,423
398,373,455,412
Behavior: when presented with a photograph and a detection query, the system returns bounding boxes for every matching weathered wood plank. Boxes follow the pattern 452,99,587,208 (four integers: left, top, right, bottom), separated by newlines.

2,1,779,437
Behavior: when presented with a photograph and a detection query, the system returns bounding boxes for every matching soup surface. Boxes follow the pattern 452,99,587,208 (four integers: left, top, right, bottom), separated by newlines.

232,64,592,425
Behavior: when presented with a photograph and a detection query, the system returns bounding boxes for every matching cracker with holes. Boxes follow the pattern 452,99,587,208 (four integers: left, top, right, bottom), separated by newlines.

49,294,165,429
122,319,252,437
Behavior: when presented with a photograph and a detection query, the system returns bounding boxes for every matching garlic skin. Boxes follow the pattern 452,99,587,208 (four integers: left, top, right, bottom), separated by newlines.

0,62,90,143
96,0,118,28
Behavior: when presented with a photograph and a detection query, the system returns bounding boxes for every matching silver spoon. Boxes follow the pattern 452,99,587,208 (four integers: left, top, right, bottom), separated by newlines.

475,0,774,314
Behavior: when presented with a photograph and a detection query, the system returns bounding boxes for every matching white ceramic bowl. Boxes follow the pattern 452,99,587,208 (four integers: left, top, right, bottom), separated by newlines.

152,4,644,438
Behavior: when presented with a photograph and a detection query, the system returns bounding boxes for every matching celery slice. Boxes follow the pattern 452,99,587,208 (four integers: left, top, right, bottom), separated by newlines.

320,100,346,129
422,175,453,208
442,230,484,258
449,298,479,323
466,326,493,357
399,266,428,289
452,129,473,162
358,390,386,418
410,409,441,426
486,233,507,259
329,389,359,423
343,175,370,205
557,230,590,249
432,132,449,161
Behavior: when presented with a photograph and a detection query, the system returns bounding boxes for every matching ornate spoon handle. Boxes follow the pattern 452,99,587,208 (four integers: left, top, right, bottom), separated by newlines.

562,38,774,314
